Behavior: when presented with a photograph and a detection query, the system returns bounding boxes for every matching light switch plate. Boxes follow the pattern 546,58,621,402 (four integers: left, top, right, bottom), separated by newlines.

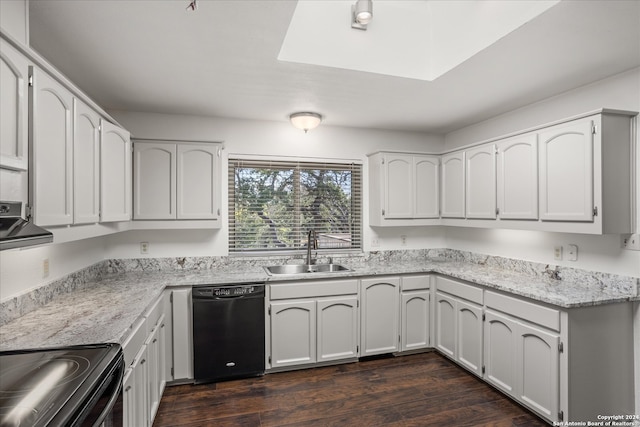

567,244,578,261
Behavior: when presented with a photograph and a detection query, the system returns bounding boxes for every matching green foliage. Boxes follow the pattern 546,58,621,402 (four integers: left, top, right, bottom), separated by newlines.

232,165,356,251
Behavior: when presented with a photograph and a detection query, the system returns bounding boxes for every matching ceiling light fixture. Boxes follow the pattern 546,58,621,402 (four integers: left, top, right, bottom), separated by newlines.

351,0,373,30
289,112,322,133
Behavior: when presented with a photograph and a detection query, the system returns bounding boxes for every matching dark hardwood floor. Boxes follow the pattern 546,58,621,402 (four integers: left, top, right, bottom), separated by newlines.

153,352,548,427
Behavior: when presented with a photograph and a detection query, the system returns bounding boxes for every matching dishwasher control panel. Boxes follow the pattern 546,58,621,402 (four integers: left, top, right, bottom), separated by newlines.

193,284,265,298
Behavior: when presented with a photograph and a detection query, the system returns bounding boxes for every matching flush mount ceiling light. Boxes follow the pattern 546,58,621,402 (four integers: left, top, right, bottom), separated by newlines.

289,112,322,133
351,0,373,30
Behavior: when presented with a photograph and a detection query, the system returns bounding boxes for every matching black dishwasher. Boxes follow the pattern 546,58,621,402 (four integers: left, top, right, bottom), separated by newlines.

192,283,265,384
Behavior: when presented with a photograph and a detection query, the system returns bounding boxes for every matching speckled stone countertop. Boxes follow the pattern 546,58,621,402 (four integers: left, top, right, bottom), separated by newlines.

1,250,637,351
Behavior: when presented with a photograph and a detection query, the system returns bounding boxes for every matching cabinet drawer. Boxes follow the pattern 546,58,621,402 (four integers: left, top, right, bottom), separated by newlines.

122,316,146,367
435,276,483,304
402,275,430,291
270,279,358,300
485,291,560,332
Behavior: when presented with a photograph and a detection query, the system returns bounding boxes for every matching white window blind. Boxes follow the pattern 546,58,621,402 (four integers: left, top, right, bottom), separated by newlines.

229,158,362,253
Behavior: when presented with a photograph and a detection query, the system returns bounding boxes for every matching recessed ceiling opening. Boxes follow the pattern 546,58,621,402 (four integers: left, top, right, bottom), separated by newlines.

278,0,559,81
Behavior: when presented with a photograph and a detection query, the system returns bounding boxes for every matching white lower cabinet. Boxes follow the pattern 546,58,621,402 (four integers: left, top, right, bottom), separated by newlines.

317,296,359,363
121,294,170,427
171,288,193,381
484,293,561,422
270,299,317,368
434,277,483,376
400,275,431,352
360,277,400,356
268,279,359,370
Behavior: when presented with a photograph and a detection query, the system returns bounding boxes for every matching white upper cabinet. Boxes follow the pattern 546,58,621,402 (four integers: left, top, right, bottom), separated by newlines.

414,156,439,218
30,67,74,227
497,134,538,220
368,152,439,226
1,39,28,171
133,140,221,222
177,144,220,220
100,120,131,222
539,118,594,222
465,144,496,219
73,99,100,224
384,154,413,218
440,151,465,218
134,143,177,220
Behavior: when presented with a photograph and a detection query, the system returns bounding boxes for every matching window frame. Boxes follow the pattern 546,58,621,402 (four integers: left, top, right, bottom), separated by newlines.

228,155,363,255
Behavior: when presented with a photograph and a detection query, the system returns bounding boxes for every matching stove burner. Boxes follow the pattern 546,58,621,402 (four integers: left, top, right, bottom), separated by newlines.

0,347,111,427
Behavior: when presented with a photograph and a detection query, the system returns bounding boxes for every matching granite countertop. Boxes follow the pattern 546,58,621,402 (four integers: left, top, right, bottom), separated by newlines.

1,256,637,352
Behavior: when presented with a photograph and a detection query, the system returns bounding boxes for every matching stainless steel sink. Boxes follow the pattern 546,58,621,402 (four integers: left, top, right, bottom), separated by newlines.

264,264,350,275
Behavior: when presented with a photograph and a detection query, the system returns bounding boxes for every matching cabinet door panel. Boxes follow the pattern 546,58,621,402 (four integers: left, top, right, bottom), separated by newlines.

317,296,358,362
271,300,316,367
0,40,28,170
31,68,74,226
171,289,192,381
518,323,559,420
177,144,219,219
360,278,399,356
456,299,483,376
401,290,430,351
497,134,538,219
484,310,517,397
465,145,496,219
539,119,593,221
435,292,456,358
134,143,177,220
414,156,439,218
73,99,100,224
441,152,465,218
384,154,413,218
100,120,131,222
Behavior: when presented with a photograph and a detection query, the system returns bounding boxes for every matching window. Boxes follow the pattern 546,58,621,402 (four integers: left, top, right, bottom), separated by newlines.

229,158,362,253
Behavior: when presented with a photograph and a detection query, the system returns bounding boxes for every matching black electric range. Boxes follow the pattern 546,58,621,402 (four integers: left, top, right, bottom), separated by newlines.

0,343,124,427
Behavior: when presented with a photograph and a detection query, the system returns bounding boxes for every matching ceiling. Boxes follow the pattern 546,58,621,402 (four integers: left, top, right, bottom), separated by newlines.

28,0,640,134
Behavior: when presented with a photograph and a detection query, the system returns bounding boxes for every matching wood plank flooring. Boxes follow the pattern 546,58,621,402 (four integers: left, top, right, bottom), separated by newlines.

153,352,548,427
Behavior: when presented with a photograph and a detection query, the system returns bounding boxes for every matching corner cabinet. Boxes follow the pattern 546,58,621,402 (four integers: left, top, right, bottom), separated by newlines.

368,152,439,226
434,276,483,376
133,140,221,225
440,151,465,218
73,99,101,224
100,120,131,222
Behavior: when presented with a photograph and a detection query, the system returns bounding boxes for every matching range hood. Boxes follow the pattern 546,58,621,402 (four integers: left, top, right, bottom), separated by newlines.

0,201,53,250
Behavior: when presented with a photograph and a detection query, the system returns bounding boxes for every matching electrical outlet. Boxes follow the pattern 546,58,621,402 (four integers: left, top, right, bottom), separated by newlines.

43,258,50,279
400,235,407,246
621,233,640,251
553,246,562,261
371,238,380,248
140,242,149,254
566,244,578,261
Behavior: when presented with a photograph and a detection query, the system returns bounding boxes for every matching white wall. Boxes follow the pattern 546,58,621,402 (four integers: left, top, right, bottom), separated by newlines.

0,236,106,302
103,112,447,259
443,67,640,278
